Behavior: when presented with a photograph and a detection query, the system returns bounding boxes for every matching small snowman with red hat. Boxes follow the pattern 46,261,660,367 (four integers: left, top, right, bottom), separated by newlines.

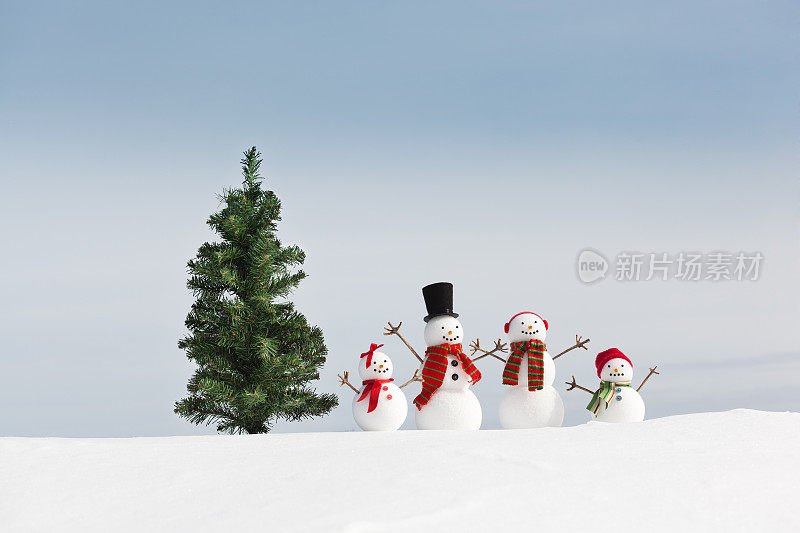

494,311,590,429
565,348,659,423
337,343,420,431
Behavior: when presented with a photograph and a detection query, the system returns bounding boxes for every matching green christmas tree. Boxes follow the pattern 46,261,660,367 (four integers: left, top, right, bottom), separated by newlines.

175,147,337,434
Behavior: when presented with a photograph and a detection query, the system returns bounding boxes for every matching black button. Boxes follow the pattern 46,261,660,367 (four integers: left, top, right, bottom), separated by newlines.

450,360,458,367
451,374,459,381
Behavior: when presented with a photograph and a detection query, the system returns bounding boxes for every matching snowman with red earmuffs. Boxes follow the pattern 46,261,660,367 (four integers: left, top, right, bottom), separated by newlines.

497,311,590,429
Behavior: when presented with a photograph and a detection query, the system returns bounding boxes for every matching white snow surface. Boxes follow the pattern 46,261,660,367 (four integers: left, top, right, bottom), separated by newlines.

1,409,797,532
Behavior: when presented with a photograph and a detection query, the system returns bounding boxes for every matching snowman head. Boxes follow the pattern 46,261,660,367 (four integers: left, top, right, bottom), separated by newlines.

504,312,548,344
423,315,464,347
358,344,394,380
595,348,634,383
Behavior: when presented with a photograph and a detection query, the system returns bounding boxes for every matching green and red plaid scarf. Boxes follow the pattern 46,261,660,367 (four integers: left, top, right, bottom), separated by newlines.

587,380,631,414
502,339,546,391
413,343,482,411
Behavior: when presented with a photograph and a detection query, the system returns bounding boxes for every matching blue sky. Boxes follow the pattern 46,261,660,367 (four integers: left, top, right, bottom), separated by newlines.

1,1,797,436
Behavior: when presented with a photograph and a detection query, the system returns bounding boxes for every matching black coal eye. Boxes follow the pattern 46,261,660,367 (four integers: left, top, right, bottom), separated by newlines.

441,326,444,329
607,364,610,367
521,321,524,324
455,326,459,329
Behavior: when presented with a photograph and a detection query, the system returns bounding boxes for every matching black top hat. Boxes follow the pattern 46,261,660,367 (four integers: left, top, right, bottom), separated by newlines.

422,282,459,322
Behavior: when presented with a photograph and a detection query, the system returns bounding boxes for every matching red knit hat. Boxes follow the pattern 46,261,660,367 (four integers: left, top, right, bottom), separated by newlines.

504,311,549,334
595,348,632,378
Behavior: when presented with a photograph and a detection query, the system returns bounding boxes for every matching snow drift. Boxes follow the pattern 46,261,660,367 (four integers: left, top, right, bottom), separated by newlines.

1,409,797,532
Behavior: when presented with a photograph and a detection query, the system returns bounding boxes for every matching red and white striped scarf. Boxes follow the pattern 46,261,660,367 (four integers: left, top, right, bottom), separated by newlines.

413,343,481,411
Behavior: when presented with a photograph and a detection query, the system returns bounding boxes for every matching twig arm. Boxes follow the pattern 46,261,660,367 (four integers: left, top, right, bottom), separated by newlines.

384,321,424,364
469,338,508,363
636,366,660,392
565,375,594,395
337,371,359,394
399,369,422,390
552,335,590,360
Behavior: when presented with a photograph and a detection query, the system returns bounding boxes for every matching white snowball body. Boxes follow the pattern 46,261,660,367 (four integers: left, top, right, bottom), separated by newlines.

414,315,482,430
352,350,407,431
498,358,564,429
592,386,645,423
498,312,564,429
591,356,645,423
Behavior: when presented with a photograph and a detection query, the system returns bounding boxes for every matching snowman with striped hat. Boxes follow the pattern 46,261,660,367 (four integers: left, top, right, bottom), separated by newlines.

496,311,590,429
384,282,483,430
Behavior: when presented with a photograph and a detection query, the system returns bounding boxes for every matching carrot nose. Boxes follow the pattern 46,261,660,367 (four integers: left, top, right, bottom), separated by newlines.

528,325,533,330
614,368,619,373
448,330,453,335
379,364,384,369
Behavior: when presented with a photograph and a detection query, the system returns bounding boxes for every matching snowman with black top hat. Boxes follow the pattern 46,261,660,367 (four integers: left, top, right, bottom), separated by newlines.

384,282,484,430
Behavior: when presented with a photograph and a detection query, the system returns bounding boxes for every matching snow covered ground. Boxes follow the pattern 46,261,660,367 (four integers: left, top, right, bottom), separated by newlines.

1,409,797,532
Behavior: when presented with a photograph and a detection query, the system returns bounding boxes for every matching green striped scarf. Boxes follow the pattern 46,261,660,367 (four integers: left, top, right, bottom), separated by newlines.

587,381,631,415
502,340,546,391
